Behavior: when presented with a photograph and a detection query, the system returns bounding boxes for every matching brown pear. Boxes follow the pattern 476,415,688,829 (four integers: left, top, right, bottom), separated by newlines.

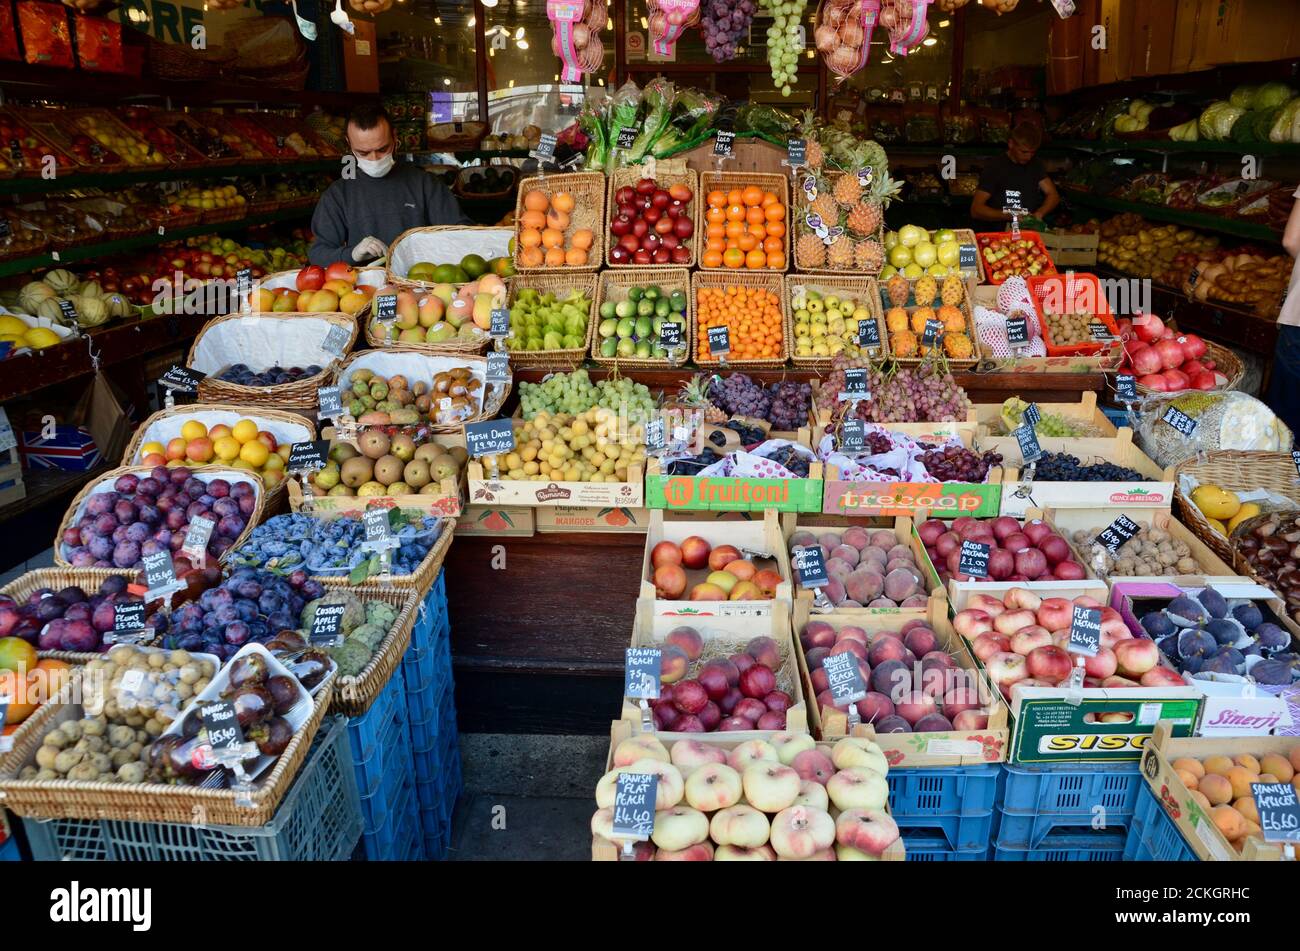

373,454,405,486
403,459,432,488
340,457,373,488
390,433,416,462
430,454,459,483
447,446,469,467
357,429,390,460
413,443,442,464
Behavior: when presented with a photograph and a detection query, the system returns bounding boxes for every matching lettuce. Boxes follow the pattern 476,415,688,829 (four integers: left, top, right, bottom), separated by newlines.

1198,102,1245,141
1270,99,1300,144
1254,82,1294,110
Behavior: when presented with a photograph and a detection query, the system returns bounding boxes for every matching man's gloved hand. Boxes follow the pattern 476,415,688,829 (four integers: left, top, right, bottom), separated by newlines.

351,236,387,263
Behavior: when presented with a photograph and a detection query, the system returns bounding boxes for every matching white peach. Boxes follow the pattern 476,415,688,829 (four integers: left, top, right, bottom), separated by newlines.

835,808,900,855
726,739,779,772
741,762,802,813
777,848,837,861
791,748,837,786
830,736,888,774
967,592,1006,617
654,842,714,861
771,731,816,765
684,763,743,812
769,805,836,859
826,767,889,811
714,843,777,861
613,735,669,768
595,759,684,809
994,608,1037,637
669,739,727,776
836,843,881,861
651,806,710,852
709,804,770,847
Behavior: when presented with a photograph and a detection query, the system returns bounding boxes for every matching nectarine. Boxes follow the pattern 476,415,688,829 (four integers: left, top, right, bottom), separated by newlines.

651,541,683,569
679,536,711,570
708,544,742,572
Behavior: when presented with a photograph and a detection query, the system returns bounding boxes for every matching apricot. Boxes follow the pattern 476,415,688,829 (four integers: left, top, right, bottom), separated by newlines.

1225,766,1256,800
1233,797,1259,825
1234,754,1261,774
1242,819,1262,841
1259,774,1280,784
1175,769,1200,791
1291,746,1300,774
1211,805,1246,841
1199,773,1233,806
1189,790,1211,811
1173,758,1205,779
1260,754,1294,784
1202,755,1234,777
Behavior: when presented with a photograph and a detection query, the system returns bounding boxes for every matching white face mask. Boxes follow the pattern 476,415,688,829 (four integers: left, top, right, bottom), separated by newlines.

357,154,395,178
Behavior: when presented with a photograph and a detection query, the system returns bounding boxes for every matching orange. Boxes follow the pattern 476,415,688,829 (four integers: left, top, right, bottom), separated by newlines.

547,208,571,231
766,251,786,269
564,247,588,266
726,188,744,207
725,220,745,240
763,235,783,254
702,249,724,268
747,222,768,238
764,203,786,222
762,191,779,206
520,246,544,267
520,209,545,231
723,247,745,268
571,229,594,251
707,189,727,207
766,221,786,238
706,206,726,224
552,191,575,214
725,204,746,223
745,248,767,268
519,228,542,248
737,232,758,253
706,222,726,239
544,247,566,266
745,205,766,225
742,185,764,206
541,228,564,249
523,189,549,212
707,237,725,253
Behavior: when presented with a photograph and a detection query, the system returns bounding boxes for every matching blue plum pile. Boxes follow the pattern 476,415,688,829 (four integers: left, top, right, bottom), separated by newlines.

229,511,445,581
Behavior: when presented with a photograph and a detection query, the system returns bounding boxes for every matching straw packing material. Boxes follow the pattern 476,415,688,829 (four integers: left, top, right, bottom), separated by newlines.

514,172,605,272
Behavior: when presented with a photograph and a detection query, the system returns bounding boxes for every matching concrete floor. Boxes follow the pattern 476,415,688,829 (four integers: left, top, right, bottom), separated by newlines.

447,733,608,861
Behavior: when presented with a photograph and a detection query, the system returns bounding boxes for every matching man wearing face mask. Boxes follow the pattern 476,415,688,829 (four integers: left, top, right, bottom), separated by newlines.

308,103,470,267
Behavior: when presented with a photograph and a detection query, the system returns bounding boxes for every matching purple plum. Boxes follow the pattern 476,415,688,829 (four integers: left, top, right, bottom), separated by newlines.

70,551,96,568
114,499,136,524
137,477,163,497
62,527,82,547
125,522,150,544
208,479,231,498
237,494,256,516
112,526,130,544
91,600,116,633
112,540,141,568
93,513,117,536
88,535,113,560
58,619,98,652
114,474,139,494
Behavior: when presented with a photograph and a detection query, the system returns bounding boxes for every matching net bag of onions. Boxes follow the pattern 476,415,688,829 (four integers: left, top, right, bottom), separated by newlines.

649,0,701,57
548,0,606,80
880,0,933,56
815,0,879,78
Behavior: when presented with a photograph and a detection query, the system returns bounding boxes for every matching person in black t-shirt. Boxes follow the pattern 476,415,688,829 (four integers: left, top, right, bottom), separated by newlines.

970,122,1060,229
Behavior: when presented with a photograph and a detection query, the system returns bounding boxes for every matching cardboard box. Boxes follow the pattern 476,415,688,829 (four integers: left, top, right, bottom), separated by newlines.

1139,721,1290,860
592,720,906,860
793,597,1011,761
1095,0,1135,85
469,461,644,509
640,509,793,618
1039,230,1100,267
1009,685,1202,764
1129,0,1176,77
536,505,649,532
1053,509,1243,585
286,478,462,518
1170,0,1203,72
781,515,945,625
620,597,810,740
342,19,379,93
19,426,101,472
458,504,534,536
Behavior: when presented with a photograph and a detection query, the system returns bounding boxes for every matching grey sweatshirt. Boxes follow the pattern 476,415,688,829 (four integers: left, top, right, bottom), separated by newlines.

308,163,472,266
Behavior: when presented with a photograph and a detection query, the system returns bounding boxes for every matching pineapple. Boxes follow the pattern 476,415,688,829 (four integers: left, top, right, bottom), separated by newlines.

885,306,910,333
809,193,839,226
827,237,854,269
806,137,825,171
910,307,936,335
677,374,726,423
886,274,910,307
832,171,862,207
941,273,965,306
944,333,974,359
846,201,882,237
796,232,827,268
854,240,884,272
913,275,938,307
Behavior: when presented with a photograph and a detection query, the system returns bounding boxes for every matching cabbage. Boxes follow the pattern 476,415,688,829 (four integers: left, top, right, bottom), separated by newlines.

1229,85,1256,109
1270,99,1300,143
1253,82,1294,110
1198,102,1245,141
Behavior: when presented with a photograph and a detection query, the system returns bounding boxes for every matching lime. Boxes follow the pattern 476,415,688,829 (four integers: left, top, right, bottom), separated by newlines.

460,254,488,278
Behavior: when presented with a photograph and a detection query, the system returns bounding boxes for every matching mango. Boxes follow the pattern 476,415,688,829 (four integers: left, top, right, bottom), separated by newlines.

1191,484,1241,522
395,290,419,329
1227,502,1261,533
471,291,495,330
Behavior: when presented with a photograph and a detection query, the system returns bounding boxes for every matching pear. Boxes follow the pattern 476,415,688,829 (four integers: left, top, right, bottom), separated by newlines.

413,443,442,464
387,482,412,495
357,429,390,460
390,434,416,462
330,442,358,464
403,459,432,488
340,457,373,488
430,453,459,482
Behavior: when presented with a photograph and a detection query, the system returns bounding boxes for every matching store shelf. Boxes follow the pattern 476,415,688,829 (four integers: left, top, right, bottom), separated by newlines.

2,161,338,196
1051,138,1300,158
0,206,314,279
1061,188,1283,243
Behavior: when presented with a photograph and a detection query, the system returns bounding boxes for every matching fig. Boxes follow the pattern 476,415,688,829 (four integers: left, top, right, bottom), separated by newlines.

1196,587,1228,619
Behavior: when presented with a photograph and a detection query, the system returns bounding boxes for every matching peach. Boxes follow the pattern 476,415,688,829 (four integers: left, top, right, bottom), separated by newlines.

729,580,764,601
742,762,801,813
714,844,777,861
1010,626,1053,656
1175,769,1200,791
1260,754,1294,784
746,636,781,671
778,848,836,861
654,842,714,861
793,779,830,810
669,739,727,776
1202,755,1234,777
752,569,782,598
651,806,710,851
826,767,889,812
726,740,778,772
165,437,187,461
769,805,836,859
791,748,836,786
185,437,214,463
994,609,1037,637
708,544,742,571
1225,766,1256,800
1210,804,1245,842
595,759,684,810
660,644,689,684
679,535,711,570
724,559,756,581
613,735,669,768
836,844,881,861
665,625,703,661
651,540,682,568
591,806,619,843
709,804,770,848
706,570,739,595
1233,754,1261,775
653,564,687,599
1198,773,1232,806
830,736,888,774
689,583,728,601
835,808,900,856
1189,789,1211,811
684,763,743,812
771,732,816,766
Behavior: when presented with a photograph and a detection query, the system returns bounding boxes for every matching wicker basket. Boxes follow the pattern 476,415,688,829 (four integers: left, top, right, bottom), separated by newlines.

318,516,455,593
147,36,236,81
502,272,598,369
791,171,888,275
53,465,267,569
591,268,693,368
1136,340,1244,396
695,171,791,274
385,225,514,290
335,350,508,434
188,312,358,412
690,270,791,369
0,568,135,662
605,163,700,269
951,228,986,284
513,172,606,273
1170,451,1300,562
330,583,421,717
364,288,491,355
0,666,332,826
787,273,885,370
880,278,979,368
121,405,315,511
428,119,490,153
453,165,519,202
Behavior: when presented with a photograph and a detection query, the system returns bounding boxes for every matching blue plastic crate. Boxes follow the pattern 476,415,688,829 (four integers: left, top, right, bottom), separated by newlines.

993,830,1128,861
413,704,458,784
894,810,995,852
350,697,412,799
888,764,1001,817
357,726,414,836
360,776,419,862
416,733,462,825
1124,785,1197,862
0,837,19,862
346,666,406,768
22,717,363,861
902,833,991,862
411,571,448,651
391,793,426,862
404,644,452,711
409,678,454,754
425,826,450,861
997,762,1143,849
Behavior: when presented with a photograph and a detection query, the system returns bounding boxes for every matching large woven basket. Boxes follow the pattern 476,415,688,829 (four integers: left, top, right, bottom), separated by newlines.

690,269,791,369
0,666,332,827
335,350,508,434
1136,340,1244,396
318,516,455,593
512,172,606,273
591,267,693,369
364,285,491,356
385,225,514,290
1169,450,1300,562
0,568,132,663
787,273,885,371
54,466,267,569
695,171,791,274
605,162,700,269
122,405,315,511
330,583,422,717
882,277,979,368
502,272,598,369
188,312,358,412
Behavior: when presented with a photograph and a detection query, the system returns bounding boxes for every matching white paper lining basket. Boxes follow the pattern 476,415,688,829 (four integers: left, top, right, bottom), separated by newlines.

335,349,508,434
386,227,513,289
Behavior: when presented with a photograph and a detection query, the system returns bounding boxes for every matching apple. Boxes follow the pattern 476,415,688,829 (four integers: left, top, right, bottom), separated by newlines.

772,732,816,765
679,535,711,570
769,805,836,859
714,844,777,861
612,735,669,768
651,806,711,851
669,739,726,776
709,804,770,847
791,748,837,786
684,763,743,811
835,808,900,856
826,767,889,811
741,762,802,812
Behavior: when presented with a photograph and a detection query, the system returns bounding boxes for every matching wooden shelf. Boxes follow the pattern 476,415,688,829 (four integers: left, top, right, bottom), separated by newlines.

2,162,337,197
1062,188,1283,243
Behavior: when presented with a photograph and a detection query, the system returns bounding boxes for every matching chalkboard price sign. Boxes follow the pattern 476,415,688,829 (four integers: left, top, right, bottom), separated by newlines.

624,647,662,700
958,540,990,578
1068,604,1102,657
791,545,829,588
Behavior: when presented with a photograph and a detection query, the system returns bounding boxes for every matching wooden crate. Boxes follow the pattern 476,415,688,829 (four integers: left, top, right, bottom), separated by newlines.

971,391,1117,438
